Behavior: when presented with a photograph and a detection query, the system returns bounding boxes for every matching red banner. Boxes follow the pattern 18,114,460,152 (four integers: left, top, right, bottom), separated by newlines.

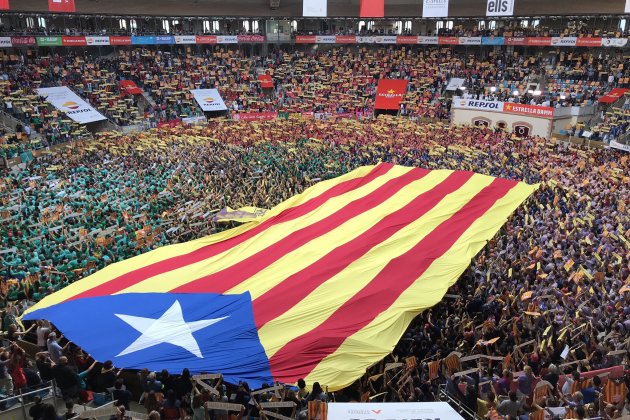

237,35,265,43
296,36,316,44
503,103,554,118
374,79,408,110
396,36,418,44
120,80,142,95
48,0,75,12
438,37,460,45
233,112,278,122
0,0,9,10
335,35,357,44
598,88,628,103
11,36,36,46
109,36,132,46
157,119,181,129
505,37,527,46
258,74,273,89
527,37,552,46
576,37,603,47
62,36,86,46
360,0,384,17
195,35,217,44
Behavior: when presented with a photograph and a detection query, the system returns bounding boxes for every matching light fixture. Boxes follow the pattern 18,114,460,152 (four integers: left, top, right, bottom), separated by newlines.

513,90,519,96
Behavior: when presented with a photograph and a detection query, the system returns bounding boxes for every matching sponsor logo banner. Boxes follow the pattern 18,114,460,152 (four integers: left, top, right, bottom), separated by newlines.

232,112,278,122
453,98,503,111
155,36,175,44
119,80,142,95
439,37,459,45
174,36,196,44
191,89,228,112
109,36,132,46
610,140,630,152
48,0,75,13
357,36,376,43
86,36,110,46
295,35,316,44
602,38,628,47
505,37,527,45
486,0,514,16
423,0,449,17
36,86,106,124
527,37,552,46
375,79,408,110
303,0,327,17
482,36,504,45
551,37,577,47
131,36,156,45
459,37,482,45
418,36,439,45
328,402,465,420
0,37,12,48
62,36,86,46
335,35,357,43
396,36,418,44
11,36,36,46
316,35,336,43
375,36,397,44
258,74,273,89
196,35,217,44
575,38,602,47
503,102,554,118
217,35,238,44
237,35,265,42
626,0,630,13
445,78,466,91
37,36,62,47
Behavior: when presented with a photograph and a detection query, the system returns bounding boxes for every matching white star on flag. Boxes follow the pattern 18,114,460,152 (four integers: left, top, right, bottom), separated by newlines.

115,300,228,358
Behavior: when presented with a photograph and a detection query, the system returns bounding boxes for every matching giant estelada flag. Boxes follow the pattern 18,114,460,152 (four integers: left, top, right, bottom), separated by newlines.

22,163,537,390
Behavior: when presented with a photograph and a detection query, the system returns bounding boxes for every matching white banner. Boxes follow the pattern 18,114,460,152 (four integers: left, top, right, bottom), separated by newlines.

357,36,376,43
610,140,630,152
175,35,197,44
37,87,106,124
453,98,504,111
303,0,327,16
375,36,397,44
423,0,449,17
328,402,464,420
602,38,628,47
418,36,439,44
191,89,228,112
459,37,482,45
626,0,630,13
446,78,466,91
486,0,514,16
217,35,238,44
316,35,336,44
551,37,577,46
0,37,12,48
85,36,110,46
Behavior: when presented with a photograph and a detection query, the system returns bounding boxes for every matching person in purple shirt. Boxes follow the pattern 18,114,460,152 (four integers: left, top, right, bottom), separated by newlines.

516,366,535,399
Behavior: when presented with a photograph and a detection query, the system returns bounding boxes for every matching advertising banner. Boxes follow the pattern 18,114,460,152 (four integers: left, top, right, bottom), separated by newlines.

191,89,228,112
196,35,217,44
598,88,628,103
527,37,552,46
375,36,397,44
328,402,464,420
486,0,514,16
217,35,238,44
602,38,628,47
445,78,466,91
551,37,577,47
335,35,357,44
119,80,142,95
316,35,336,43
62,36,87,46
303,0,327,16
439,36,459,45
503,102,554,118
131,36,156,45
11,36,36,46
357,36,376,43
175,36,196,44
86,36,110,46
396,36,419,44
232,112,278,121
610,140,630,152
37,86,106,124
155,36,175,44
109,36,132,46
0,37,12,48
258,74,274,89
459,37,482,45
423,0,449,17
296,35,316,44
482,36,505,45
575,38,603,47
48,0,75,12
374,79,408,110
505,36,527,45
237,35,265,42
418,36,439,44
37,36,62,47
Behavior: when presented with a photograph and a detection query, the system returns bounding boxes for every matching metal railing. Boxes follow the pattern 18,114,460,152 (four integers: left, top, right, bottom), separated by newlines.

437,384,484,420
0,380,58,420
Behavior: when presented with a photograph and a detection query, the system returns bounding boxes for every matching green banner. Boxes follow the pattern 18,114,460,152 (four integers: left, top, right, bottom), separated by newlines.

278,112,290,119
36,36,62,47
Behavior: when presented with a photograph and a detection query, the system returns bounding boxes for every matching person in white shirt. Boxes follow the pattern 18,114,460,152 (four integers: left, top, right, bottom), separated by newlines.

36,320,50,351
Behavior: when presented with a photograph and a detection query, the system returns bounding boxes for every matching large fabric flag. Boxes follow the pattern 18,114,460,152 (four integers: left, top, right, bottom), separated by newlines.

23,163,537,390
48,0,75,12
375,79,409,110
360,0,384,17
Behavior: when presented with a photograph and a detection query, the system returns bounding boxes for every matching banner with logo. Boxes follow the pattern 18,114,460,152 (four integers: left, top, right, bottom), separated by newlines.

445,78,466,91
505,37,527,45
423,0,449,17
357,36,376,44
374,79,408,110
439,37,460,45
459,37,482,45
191,89,228,112
48,0,75,12
232,112,278,122
37,87,106,124
626,0,630,13
575,38,602,47
360,0,384,17
328,402,464,420
486,0,514,16
482,36,504,45
86,36,110,46
120,80,142,95
155,36,175,44
131,36,156,45
453,98,503,112
610,140,630,152
503,102,554,118
217,35,238,44
396,36,418,44
258,74,273,88
597,88,628,103
62,36,86,46
109,36,132,46
303,0,327,16
336,35,357,44
551,37,577,47
37,36,62,47
11,36,36,46
196,35,217,44
602,38,628,47
0,37,12,48
376,36,397,44
175,36,196,44
527,37,552,46
237,35,265,42
316,35,337,44
419,36,439,44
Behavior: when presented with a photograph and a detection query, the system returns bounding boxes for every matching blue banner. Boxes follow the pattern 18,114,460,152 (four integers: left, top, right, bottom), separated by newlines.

155,36,175,45
481,37,505,46
131,36,156,45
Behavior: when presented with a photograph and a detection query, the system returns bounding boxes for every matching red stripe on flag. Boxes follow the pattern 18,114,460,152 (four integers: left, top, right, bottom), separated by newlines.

253,171,474,328
268,177,518,382
70,164,394,300
173,168,431,294
360,0,384,17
